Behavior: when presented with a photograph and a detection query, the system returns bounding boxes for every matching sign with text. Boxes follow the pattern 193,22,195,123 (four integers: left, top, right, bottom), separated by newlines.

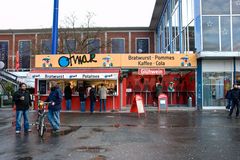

35,53,197,68
27,73,118,80
138,68,165,75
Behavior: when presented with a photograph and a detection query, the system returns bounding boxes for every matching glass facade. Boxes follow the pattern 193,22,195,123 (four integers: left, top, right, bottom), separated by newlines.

201,0,240,52
203,72,231,106
202,16,219,51
156,0,195,53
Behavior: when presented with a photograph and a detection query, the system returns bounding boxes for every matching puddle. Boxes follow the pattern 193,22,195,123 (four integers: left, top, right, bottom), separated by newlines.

92,128,105,132
112,123,139,128
76,146,108,153
78,135,91,139
17,157,33,160
90,155,107,160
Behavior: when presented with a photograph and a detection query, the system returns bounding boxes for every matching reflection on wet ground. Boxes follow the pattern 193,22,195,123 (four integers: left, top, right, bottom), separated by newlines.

1,110,240,160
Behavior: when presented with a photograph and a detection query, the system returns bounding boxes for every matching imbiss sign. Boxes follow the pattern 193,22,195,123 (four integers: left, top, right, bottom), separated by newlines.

138,68,165,75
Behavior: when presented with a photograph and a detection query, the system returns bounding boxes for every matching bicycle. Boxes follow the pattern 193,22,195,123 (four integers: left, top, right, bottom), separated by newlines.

36,101,51,137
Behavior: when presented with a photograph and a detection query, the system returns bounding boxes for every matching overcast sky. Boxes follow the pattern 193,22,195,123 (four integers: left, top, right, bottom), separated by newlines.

0,0,156,29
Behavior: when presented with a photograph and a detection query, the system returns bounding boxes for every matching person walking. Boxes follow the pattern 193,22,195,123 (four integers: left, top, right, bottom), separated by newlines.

13,83,32,134
98,84,108,112
225,88,232,111
64,82,72,110
228,84,240,119
78,84,86,112
46,81,63,132
89,85,97,113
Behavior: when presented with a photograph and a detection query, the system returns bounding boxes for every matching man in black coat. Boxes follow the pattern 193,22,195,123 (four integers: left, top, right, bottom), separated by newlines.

228,84,240,118
64,82,72,110
13,83,32,134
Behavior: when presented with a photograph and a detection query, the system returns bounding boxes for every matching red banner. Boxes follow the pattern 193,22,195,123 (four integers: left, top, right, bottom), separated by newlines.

138,68,165,75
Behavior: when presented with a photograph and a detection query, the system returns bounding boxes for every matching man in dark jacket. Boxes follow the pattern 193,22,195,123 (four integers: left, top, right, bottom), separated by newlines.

78,85,86,112
225,89,232,110
89,85,97,113
228,84,240,118
13,83,32,134
64,83,72,110
46,81,63,132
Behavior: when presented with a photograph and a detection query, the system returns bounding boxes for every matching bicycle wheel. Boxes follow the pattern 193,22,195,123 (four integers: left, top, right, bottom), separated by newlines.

39,117,45,137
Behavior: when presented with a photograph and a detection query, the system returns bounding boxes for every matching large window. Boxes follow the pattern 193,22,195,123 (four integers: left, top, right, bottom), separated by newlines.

111,39,125,53
0,41,8,69
64,39,76,53
202,16,219,51
136,38,149,53
87,39,100,54
203,72,231,106
221,16,231,51
232,0,240,14
41,39,51,54
232,16,240,51
19,41,31,69
202,0,230,15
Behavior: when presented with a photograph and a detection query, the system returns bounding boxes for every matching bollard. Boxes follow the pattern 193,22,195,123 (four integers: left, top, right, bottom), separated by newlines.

188,97,192,107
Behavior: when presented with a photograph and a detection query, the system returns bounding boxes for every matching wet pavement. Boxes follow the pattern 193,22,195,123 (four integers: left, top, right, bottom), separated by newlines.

0,109,240,160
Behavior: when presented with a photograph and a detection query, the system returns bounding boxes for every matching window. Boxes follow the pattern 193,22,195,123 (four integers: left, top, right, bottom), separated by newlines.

111,39,125,53
202,16,220,51
202,0,230,15
64,39,76,53
203,72,231,106
41,39,51,54
220,16,231,51
0,41,8,69
136,38,149,53
19,41,31,69
232,16,240,51
232,0,240,14
87,39,100,54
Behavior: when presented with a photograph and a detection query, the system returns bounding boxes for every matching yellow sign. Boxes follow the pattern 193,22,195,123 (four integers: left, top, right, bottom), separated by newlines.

35,53,197,68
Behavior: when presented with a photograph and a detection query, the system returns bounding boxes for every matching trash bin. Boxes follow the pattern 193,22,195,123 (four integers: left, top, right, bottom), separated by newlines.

158,93,168,112
188,97,192,107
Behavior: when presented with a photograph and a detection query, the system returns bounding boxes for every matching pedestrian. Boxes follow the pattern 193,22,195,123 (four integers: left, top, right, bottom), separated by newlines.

64,82,72,110
225,88,232,111
45,81,63,132
13,83,32,134
155,83,162,105
228,84,240,119
78,84,86,112
98,84,108,112
89,85,97,113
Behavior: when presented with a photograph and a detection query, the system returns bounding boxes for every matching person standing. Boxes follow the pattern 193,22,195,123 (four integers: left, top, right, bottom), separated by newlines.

228,84,240,119
64,83,72,110
78,84,86,112
98,84,108,112
46,81,63,132
89,85,97,113
225,88,232,111
13,83,32,134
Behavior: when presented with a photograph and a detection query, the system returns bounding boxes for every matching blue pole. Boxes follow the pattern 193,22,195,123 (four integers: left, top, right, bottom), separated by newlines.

51,0,59,54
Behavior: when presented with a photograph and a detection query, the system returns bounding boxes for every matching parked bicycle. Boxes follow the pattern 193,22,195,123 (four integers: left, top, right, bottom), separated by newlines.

36,101,51,137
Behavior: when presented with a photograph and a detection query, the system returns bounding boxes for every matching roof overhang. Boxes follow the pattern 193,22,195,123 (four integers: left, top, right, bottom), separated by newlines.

149,0,167,30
